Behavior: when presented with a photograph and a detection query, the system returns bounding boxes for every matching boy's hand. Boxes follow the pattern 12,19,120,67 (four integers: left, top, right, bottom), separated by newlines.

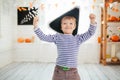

89,13,96,24
33,16,39,29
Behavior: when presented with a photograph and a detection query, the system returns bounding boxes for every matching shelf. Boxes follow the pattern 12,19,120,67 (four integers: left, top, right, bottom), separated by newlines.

107,42,120,44
100,0,120,65
101,59,120,65
107,21,120,23
106,61,120,65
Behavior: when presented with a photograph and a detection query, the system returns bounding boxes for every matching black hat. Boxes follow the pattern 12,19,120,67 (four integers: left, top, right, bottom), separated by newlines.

49,7,79,35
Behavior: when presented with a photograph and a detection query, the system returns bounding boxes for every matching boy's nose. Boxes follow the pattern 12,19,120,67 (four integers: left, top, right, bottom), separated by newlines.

66,25,70,28
66,23,71,26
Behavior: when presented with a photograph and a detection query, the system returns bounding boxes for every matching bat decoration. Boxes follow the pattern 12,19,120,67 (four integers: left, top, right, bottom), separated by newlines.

18,7,38,25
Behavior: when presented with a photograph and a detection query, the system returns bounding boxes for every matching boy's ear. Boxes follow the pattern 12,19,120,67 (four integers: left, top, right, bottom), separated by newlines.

73,24,76,30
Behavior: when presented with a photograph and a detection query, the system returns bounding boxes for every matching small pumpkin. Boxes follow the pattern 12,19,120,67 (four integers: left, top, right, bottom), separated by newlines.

110,35,119,42
111,16,118,21
105,3,109,7
17,37,24,43
97,37,101,43
25,38,32,43
109,0,113,3
111,57,119,62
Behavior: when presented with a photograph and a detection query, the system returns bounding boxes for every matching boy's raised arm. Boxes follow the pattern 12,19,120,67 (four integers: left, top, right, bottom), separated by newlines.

33,17,39,29
33,17,57,43
76,13,97,43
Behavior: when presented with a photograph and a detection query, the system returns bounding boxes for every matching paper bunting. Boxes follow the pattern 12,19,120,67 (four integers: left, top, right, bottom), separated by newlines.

29,2,33,8
91,5,95,9
40,4,45,10
93,0,96,3
55,3,58,8
72,1,76,5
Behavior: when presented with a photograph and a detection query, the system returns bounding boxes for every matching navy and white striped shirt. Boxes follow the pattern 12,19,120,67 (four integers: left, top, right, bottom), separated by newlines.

34,24,96,68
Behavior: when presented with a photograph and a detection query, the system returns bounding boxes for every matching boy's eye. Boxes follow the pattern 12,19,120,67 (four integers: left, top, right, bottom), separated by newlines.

63,23,67,25
70,23,73,25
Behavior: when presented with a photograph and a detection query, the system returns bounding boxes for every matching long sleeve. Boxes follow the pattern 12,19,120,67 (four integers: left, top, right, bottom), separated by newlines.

76,24,96,44
34,27,57,43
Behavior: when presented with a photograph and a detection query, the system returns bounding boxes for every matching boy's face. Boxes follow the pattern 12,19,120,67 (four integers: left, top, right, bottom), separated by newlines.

61,19,76,34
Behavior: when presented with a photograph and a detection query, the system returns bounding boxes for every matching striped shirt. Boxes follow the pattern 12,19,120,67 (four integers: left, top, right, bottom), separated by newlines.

34,24,96,68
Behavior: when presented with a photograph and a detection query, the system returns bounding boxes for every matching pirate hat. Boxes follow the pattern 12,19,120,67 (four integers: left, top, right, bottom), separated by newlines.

49,7,79,35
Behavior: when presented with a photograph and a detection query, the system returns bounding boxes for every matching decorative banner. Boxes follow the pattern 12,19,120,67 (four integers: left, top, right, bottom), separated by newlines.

29,0,37,8
91,5,95,9
29,2,33,8
72,1,76,5
40,3,45,10
55,3,58,8
93,0,96,3
17,7,38,25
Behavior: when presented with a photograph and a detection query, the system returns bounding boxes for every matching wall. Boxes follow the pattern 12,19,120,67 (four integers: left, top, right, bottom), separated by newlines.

0,0,103,65
0,0,14,68
13,42,100,64
12,0,101,63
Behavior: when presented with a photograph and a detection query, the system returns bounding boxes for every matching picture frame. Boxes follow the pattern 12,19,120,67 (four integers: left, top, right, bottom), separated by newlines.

17,7,38,25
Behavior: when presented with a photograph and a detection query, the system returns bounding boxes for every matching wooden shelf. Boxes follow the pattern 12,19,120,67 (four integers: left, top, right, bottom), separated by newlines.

107,61,120,65
101,59,120,65
106,0,120,3
100,0,120,65
107,42,120,44
107,21,120,22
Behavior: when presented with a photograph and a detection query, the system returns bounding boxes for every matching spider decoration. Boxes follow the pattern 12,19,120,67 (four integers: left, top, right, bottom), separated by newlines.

18,7,38,25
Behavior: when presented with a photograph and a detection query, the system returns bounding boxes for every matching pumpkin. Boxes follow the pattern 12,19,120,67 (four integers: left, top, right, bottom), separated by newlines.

110,35,119,42
111,57,119,62
25,38,32,43
111,16,118,21
109,0,113,3
17,37,24,43
108,16,118,21
97,37,101,43
105,3,109,7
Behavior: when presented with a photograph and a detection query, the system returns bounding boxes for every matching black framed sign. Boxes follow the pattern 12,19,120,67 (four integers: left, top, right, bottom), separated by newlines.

17,7,38,25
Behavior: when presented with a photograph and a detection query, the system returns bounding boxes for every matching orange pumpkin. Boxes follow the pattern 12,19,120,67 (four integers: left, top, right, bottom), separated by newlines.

17,37,24,43
111,57,119,62
25,38,32,43
109,0,113,3
97,37,101,43
111,16,118,21
110,35,119,42
105,3,109,7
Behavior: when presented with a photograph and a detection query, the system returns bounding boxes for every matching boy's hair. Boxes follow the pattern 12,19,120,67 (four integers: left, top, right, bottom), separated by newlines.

61,16,76,23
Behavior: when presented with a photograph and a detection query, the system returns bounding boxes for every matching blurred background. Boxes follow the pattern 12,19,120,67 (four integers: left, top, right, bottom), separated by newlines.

0,0,120,68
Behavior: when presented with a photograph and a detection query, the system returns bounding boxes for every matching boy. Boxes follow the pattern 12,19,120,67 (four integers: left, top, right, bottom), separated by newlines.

33,7,96,80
